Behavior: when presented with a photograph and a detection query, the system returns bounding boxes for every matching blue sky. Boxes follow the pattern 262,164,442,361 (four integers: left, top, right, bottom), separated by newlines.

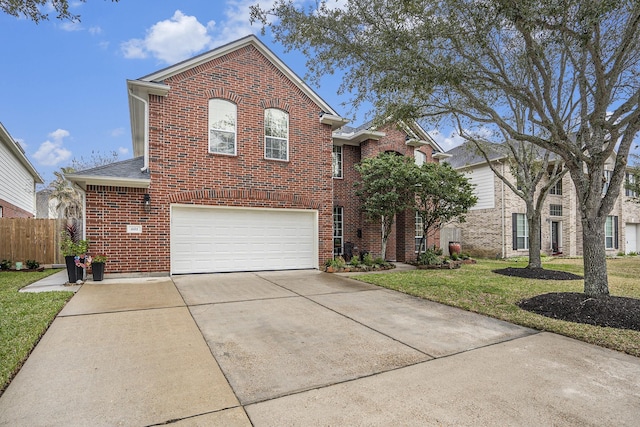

0,1,382,185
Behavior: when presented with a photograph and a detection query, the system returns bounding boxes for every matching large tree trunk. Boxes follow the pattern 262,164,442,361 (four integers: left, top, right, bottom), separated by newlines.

527,208,542,269
582,217,610,296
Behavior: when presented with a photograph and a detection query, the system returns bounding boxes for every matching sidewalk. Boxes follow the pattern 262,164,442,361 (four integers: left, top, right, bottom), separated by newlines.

19,270,82,293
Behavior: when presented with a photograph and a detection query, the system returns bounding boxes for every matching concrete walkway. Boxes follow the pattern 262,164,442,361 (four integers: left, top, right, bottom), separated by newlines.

1,270,639,426
19,270,82,293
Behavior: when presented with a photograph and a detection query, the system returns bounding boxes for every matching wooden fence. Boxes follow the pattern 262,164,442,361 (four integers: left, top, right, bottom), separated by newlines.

0,218,66,265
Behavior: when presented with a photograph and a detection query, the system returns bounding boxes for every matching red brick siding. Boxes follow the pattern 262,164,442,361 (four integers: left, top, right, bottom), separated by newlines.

85,44,334,273
0,198,34,218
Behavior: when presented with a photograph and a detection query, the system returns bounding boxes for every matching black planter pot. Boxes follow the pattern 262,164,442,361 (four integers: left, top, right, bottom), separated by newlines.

65,256,77,283
92,262,105,281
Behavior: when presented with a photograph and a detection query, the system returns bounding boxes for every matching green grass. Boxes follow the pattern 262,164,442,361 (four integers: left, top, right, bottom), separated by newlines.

355,257,640,357
0,270,73,394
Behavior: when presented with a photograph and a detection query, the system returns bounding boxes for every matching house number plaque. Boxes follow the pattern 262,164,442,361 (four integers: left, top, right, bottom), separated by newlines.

126,225,143,233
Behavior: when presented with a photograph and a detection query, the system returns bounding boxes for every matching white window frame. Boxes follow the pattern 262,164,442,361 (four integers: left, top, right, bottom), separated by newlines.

333,206,343,256
208,99,237,155
415,149,426,167
625,173,637,197
332,145,343,178
549,179,562,195
516,213,529,250
603,170,613,196
264,108,289,161
605,216,615,249
549,204,562,216
415,211,426,253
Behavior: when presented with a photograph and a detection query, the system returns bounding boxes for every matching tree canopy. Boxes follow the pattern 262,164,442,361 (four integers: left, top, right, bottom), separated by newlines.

253,0,640,296
1,0,118,23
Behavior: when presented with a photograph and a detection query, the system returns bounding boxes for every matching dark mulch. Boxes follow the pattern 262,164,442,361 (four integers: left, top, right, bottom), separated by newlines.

518,292,640,331
493,267,583,280
495,267,639,331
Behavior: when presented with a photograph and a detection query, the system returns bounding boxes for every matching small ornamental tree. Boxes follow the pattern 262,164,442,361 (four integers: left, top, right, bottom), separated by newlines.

354,152,417,260
414,162,477,259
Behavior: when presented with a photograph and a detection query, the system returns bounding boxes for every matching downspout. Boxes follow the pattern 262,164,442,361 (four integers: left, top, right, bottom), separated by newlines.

501,161,506,259
128,89,149,172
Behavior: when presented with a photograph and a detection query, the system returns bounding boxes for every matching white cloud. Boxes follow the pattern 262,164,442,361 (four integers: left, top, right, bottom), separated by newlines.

121,10,214,64
33,129,73,166
110,127,125,137
118,146,129,155
427,129,466,151
60,21,82,32
89,26,103,35
120,2,287,64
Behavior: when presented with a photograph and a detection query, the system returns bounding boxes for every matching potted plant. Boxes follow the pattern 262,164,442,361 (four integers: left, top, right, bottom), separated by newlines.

74,253,92,282
91,254,107,281
60,224,89,284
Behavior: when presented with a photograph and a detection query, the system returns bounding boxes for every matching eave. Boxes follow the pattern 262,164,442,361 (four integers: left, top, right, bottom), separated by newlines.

65,174,151,191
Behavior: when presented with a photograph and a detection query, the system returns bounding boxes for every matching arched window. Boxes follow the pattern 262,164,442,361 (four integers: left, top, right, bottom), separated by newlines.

209,99,236,155
265,108,289,161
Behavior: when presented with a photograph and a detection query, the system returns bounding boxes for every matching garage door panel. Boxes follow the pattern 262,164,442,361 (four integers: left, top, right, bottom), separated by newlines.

171,206,317,274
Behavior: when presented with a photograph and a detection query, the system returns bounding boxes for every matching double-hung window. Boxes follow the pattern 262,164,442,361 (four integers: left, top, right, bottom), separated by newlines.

265,108,289,161
333,206,343,256
603,170,613,196
208,99,236,155
550,204,562,216
513,213,529,250
332,145,343,178
625,173,637,197
549,179,562,195
605,216,618,249
415,212,426,252
415,150,426,167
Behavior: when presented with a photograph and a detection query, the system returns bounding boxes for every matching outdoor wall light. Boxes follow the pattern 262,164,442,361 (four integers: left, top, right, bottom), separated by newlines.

143,194,151,213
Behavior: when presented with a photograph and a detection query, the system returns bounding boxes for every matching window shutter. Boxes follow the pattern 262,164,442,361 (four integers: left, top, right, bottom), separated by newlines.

512,213,517,250
614,216,619,249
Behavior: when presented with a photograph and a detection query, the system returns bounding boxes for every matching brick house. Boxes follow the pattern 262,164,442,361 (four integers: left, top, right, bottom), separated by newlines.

332,121,448,262
0,122,43,218
443,142,640,258
67,36,447,275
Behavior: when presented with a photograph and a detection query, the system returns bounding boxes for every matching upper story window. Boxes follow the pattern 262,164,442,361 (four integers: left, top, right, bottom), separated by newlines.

625,173,637,197
603,170,613,196
265,108,289,161
550,204,562,216
332,145,343,178
208,99,236,155
415,150,426,166
549,178,562,195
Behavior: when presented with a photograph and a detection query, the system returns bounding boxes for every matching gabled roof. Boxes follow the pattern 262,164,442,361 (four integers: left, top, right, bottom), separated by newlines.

444,141,507,169
65,157,150,190
127,35,347,157
0,122,43,184
333,119,450,158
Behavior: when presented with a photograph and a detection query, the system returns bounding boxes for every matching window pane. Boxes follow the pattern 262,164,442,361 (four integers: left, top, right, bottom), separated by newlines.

333,207,343,256
516,213,529,249
605,216,614,248
209,99,236,154
332,145,342,178
550,204,562,216
265,109,288,160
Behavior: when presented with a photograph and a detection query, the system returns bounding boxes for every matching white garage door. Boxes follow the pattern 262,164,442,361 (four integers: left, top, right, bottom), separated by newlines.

171,205,318,274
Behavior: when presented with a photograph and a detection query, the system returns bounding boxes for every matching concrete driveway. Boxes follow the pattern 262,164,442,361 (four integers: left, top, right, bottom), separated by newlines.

1,270,639,426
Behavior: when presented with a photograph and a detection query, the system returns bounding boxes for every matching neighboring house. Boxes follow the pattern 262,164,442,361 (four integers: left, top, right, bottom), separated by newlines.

36,189,61,218
0,122,43,218
66,35,448,275
443,141,640,258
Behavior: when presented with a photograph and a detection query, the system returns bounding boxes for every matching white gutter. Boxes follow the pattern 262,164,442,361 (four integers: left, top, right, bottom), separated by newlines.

129,89,149,172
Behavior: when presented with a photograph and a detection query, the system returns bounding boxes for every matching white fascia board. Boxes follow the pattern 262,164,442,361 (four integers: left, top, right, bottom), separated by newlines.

433,152,452,159
332,129,386,145
66,174,151,191
452,155,508,170
320,113,349,129
126,80,170,158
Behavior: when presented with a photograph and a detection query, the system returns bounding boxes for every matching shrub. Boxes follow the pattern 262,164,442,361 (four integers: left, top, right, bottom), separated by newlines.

0,259,11,270
629,251,638,256
418,248,442,266
26,260,39,269
450,252,459,261
362,252,374,266
373,257,386,266
617,251,626,257
349,255,361,267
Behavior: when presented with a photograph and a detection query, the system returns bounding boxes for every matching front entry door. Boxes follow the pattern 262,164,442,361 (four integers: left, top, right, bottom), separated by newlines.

551,221,561,254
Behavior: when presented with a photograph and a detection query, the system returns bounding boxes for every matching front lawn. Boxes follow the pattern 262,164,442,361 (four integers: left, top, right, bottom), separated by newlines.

0,270,73,395
354,257,640,357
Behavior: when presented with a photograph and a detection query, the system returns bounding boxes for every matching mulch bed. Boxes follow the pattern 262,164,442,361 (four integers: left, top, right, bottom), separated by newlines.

518,292,640,331
493,267,582,280
494,267,639,331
